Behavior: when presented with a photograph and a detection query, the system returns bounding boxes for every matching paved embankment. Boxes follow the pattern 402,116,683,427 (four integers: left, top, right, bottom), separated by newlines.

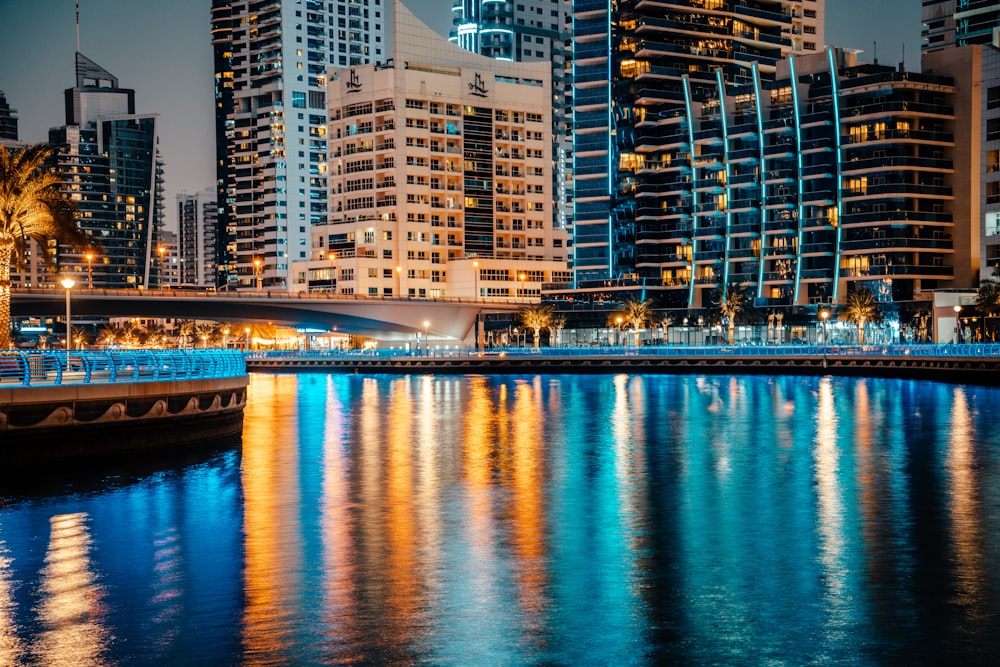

245,346,1000,386
1,350,248,464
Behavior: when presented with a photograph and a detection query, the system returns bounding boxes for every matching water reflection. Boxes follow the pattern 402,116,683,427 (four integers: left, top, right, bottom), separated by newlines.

34,513,108,666
0,373,999,663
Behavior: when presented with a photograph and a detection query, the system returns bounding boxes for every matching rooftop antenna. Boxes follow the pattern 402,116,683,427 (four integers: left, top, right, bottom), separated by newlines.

900,43,905,72
873,41,878,65
76,0,80,53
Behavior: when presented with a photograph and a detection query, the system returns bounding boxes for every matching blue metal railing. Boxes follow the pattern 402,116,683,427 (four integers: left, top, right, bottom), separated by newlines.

0,349,247,387
246,344,1000,362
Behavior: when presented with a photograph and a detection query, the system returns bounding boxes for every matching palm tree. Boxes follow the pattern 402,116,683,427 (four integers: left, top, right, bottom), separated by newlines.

618,298,655,346
519,304,554,347
175,319,197,348
142,321,166,348
976,278,1000,341
0,144,89,348
549,313,567,347
718,284,758,344
98,323,123,347
195,321,220,348
838,288,884,345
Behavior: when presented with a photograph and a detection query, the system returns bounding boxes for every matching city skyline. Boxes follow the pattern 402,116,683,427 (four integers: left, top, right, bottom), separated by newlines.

0,0,920,232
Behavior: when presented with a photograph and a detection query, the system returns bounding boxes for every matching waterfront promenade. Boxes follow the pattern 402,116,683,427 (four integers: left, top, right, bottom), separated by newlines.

0,349,249,464
246,343,1000,385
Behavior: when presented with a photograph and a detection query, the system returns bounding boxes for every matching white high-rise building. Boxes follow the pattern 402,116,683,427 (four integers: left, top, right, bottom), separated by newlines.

211,0,386,291
291,2,571,299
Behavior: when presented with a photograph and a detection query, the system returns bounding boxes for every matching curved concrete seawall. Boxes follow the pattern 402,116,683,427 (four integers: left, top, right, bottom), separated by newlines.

0,350,248,465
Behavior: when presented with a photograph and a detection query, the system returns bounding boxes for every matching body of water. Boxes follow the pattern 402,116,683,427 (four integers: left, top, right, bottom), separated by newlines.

1,372,1000,664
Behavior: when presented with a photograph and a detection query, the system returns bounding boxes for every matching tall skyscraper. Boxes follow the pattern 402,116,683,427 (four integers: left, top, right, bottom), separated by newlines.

571,0,825,286
450,0,573,256
49,53,164,289
921,2,1000,281
924,0,1000,53
177,189,219,286
211,0,386,291
0,90,17,142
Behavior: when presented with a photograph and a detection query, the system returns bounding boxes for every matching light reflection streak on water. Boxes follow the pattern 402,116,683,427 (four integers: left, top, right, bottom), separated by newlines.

384,378,421,650
148,527,181,652
34,512,108,666
813,377,855,642
319,375,358,659
945,387,986,619
450,376,509,661
510,376,548,641
241,374,303,663
0,533,23,665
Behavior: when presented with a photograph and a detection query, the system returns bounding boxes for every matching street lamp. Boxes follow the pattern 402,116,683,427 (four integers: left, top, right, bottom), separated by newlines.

423,320,430,355
245,326,252,351
616,316,623,346
954,304,962,344
60,278,75,353
223,327,230,349
253,258,262,293
819,308,830,368
157,246,167,290
84,251,94,289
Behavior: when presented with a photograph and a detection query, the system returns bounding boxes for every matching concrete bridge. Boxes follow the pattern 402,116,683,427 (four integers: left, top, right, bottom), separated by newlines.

11,288,524,345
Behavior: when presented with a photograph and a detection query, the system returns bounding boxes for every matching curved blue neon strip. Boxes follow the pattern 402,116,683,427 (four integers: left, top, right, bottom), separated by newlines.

752,65,767,300
684,76,698,308
791,56,806,304
607,5,614,280
828,48,844,302
717,70,732,298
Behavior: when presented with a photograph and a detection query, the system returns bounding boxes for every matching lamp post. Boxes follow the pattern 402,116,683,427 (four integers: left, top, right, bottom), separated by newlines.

253,258,262,294
245,326,252,351
423,320,430,355
327,252,337,294
472,260,479,300
223,327,230,349
157,246,167,288
954,304,962,344
85,251,94,289
616,316,623,346
60,278,75,353
819,308,830,368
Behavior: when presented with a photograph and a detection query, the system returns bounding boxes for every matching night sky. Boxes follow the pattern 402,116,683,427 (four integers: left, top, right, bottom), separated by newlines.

0,0,920,230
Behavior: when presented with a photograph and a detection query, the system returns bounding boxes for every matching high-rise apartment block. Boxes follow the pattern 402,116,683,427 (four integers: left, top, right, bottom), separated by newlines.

49,54,164,289
211,0,386,291
553,46,972,310
924,1,1000,53
922,3,1000,279
571,0,825,286
450,0,574,257
177,190,219,286
0,90,17,142
291,3,570,298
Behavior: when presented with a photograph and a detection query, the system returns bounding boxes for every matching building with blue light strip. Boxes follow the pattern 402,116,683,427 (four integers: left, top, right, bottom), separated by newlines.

562,1,983,315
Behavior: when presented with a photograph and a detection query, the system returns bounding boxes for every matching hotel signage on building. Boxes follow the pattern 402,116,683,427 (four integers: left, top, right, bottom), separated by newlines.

345,69,362,93
464,70,493,100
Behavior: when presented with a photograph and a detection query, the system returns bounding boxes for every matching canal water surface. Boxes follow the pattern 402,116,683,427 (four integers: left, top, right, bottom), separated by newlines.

1,372,1000,664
